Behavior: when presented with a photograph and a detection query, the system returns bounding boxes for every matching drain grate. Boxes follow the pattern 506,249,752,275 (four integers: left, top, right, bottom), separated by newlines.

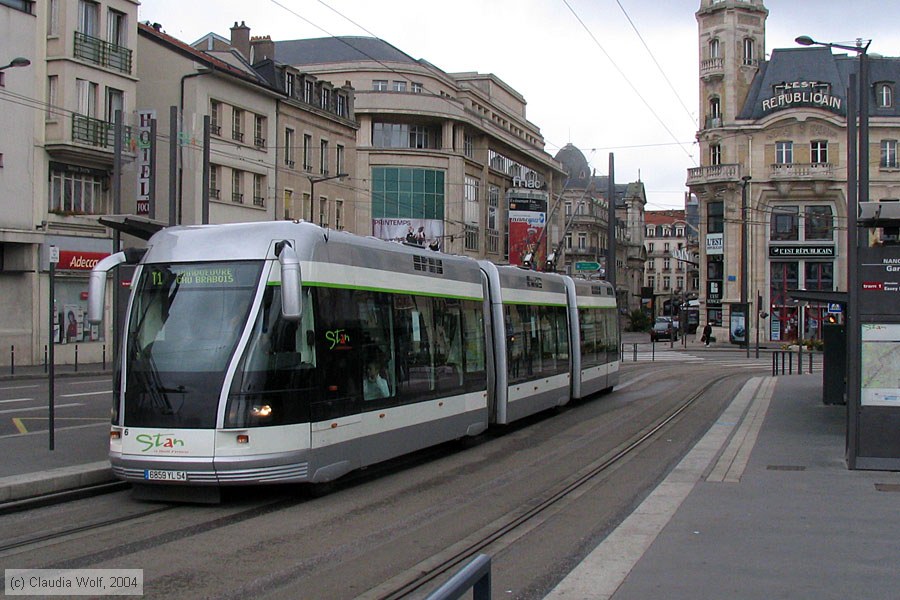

766,465,806,471
875,483,900,493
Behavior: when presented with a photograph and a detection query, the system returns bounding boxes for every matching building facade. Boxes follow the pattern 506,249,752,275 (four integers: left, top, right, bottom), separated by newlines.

1,0,139,366
272,36,568,260
688,0,900,343
643,210,700,319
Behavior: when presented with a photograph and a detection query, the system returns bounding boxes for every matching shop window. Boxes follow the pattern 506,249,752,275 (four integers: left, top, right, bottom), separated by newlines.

770,206,799,241
804,205,833,240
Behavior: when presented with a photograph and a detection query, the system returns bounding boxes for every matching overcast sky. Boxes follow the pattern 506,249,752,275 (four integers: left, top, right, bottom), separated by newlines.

137,0,900,210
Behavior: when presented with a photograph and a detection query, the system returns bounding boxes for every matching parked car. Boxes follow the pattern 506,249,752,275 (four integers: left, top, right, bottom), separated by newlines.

650,320,678,342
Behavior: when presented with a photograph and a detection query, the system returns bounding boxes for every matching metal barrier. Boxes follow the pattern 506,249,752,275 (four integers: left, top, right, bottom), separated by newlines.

772,350,816,375
425,554,491,600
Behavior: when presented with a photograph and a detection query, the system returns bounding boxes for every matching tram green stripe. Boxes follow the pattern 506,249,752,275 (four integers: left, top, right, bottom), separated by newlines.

503,301,568,307
300,280,482,301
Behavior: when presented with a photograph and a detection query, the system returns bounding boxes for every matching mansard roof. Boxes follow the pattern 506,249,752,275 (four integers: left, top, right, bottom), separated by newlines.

274,36,419,67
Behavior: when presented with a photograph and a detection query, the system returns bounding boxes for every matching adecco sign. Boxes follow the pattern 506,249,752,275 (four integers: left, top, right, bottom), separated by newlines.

57,250,110,271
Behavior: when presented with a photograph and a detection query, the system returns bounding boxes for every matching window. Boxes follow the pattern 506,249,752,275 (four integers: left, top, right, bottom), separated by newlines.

284,128,294,167
336,94,347,117
578,233,586,249
810,140,828,164
105,87,123,123
231,170,243,203
804,205,833,240
46,75,58,121
373,79,388,91
319,197,328,227
372,123,441,149
47,0,59,35
707,201,724,234
210,100,221,135
743,38,755,65
707,97,721,128
392,80,407,92
710,144,722,166
75,78,97,117
49,167,106,214
283,188,293,219
566,234,572,250
663,276,671,290
463,134,474,158
336,144,345,175
648,242,654,253
411,82,423,93
709,38,719,59
304,79,314,103
648,275,655,289
319,139,329,175
253,174,264,207
107,8,126,46
877,83,893,108
881,139,898,168
254,115,265,147
77,0,99,36
303,134,312,171
771,206,799,241
232,108,244,142
464,176,479,226
284,72,294,97
320,87,331,110
776,141,793,164
335,200,343,230
209,165,220,199
663,258,671,270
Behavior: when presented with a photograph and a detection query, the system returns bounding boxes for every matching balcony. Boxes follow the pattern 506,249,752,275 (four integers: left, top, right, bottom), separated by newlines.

232,192,244,204
704,116,723,129
700,57,724,79
74,31,132,74
686,163,741,186
253,196,265,207
210,188,221,200
769,163,835,180
567,245,600,257
72,114,131,149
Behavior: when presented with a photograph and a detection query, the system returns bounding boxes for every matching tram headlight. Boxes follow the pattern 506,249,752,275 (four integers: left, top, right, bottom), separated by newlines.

251,404,272,417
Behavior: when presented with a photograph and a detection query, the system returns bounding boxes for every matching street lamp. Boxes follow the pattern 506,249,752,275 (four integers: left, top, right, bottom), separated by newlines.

307,173,348,224
740,175,751,357
796,34,869,469
0,57,30,71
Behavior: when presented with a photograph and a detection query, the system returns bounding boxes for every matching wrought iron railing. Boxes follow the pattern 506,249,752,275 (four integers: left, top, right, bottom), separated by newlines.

74,31,132,74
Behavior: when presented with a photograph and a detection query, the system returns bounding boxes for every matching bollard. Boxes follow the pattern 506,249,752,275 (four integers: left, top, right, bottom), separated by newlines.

797,344,803,376
633,343,638,362
75,344,78,372
809,352,813,374
43,345,48,373
103,344,106,371
788,351,793,374
10,345,14,376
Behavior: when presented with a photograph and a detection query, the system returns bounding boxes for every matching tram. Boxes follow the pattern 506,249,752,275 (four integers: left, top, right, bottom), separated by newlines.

88,221,618,500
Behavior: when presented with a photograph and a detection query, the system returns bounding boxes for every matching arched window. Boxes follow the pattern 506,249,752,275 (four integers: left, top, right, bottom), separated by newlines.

743,38,755,65
709,38,720,59
708,97,721,128
877,83,894,108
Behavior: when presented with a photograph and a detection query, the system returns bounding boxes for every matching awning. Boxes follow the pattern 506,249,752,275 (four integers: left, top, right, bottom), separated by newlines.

98,215,167,241
787,289,848,306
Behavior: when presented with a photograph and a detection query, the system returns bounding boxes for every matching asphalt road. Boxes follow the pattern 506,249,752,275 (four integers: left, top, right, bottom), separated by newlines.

0,360,754,599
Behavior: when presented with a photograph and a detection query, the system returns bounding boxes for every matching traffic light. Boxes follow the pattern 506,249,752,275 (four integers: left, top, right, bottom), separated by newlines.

826,313,838,324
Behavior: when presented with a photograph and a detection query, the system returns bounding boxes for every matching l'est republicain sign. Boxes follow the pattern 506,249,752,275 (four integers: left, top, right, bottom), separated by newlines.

768,245,835,258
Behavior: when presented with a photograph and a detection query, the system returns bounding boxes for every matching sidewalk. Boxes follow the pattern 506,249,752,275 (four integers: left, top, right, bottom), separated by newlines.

547,374,900,599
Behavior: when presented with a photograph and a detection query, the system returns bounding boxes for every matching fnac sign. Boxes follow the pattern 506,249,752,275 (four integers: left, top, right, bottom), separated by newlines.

58,250,109,271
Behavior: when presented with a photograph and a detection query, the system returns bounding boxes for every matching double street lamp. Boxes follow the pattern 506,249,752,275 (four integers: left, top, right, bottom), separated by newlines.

795,34,869,468
307,172,348,224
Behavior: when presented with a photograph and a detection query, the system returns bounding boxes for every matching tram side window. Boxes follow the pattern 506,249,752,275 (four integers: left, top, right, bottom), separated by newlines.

580,308,599,368
356,290,396,403
539,306,569,376
460,300,487,391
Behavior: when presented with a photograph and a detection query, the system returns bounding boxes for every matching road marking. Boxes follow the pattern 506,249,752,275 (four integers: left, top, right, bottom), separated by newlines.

0,384,39,391
0,421,107,439
68,379,113,386
60,390,112,398
0,402,82,415
0,398,35,404
12,417,27,434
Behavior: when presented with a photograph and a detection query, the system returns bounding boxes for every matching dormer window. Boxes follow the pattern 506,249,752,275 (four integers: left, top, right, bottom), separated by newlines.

877,83,894,108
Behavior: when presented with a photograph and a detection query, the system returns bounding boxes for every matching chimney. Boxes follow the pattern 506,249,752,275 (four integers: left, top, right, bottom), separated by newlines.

230,21,251,60
250,35,275,63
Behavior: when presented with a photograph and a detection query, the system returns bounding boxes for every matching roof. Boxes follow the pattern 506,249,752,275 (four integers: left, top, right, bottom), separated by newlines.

645,210,686,225
738,46,900,120
138,23,270,88
274,36,420,67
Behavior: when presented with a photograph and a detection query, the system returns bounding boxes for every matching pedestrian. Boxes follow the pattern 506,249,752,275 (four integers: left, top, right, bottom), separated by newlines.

702,322,713,347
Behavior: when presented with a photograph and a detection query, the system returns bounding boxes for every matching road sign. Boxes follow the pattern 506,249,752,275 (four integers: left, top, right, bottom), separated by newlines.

49,245,59,264
827,302,843,314
575,261,601,271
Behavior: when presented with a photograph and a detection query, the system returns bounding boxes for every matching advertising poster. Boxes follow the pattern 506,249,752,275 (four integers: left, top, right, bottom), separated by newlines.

861,323,900,406
372,218,444,249
508,196,547,268
730,304,747,343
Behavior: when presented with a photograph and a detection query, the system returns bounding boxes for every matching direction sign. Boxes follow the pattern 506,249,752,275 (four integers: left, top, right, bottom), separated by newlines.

575,261,601,271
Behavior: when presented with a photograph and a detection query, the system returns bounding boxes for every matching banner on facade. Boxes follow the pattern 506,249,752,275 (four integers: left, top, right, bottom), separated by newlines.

372,218,444,249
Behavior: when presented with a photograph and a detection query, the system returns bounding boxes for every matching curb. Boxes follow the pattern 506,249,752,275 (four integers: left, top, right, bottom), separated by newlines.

0,462,115,503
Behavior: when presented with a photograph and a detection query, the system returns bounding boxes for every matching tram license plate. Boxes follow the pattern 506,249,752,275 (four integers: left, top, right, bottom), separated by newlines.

144,469,188,482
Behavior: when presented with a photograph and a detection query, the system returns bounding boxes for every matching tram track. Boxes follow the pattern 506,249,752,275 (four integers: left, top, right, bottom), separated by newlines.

365,371,737,600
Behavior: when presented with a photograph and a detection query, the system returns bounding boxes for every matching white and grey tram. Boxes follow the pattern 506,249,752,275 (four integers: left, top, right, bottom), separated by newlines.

88,221,619,499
